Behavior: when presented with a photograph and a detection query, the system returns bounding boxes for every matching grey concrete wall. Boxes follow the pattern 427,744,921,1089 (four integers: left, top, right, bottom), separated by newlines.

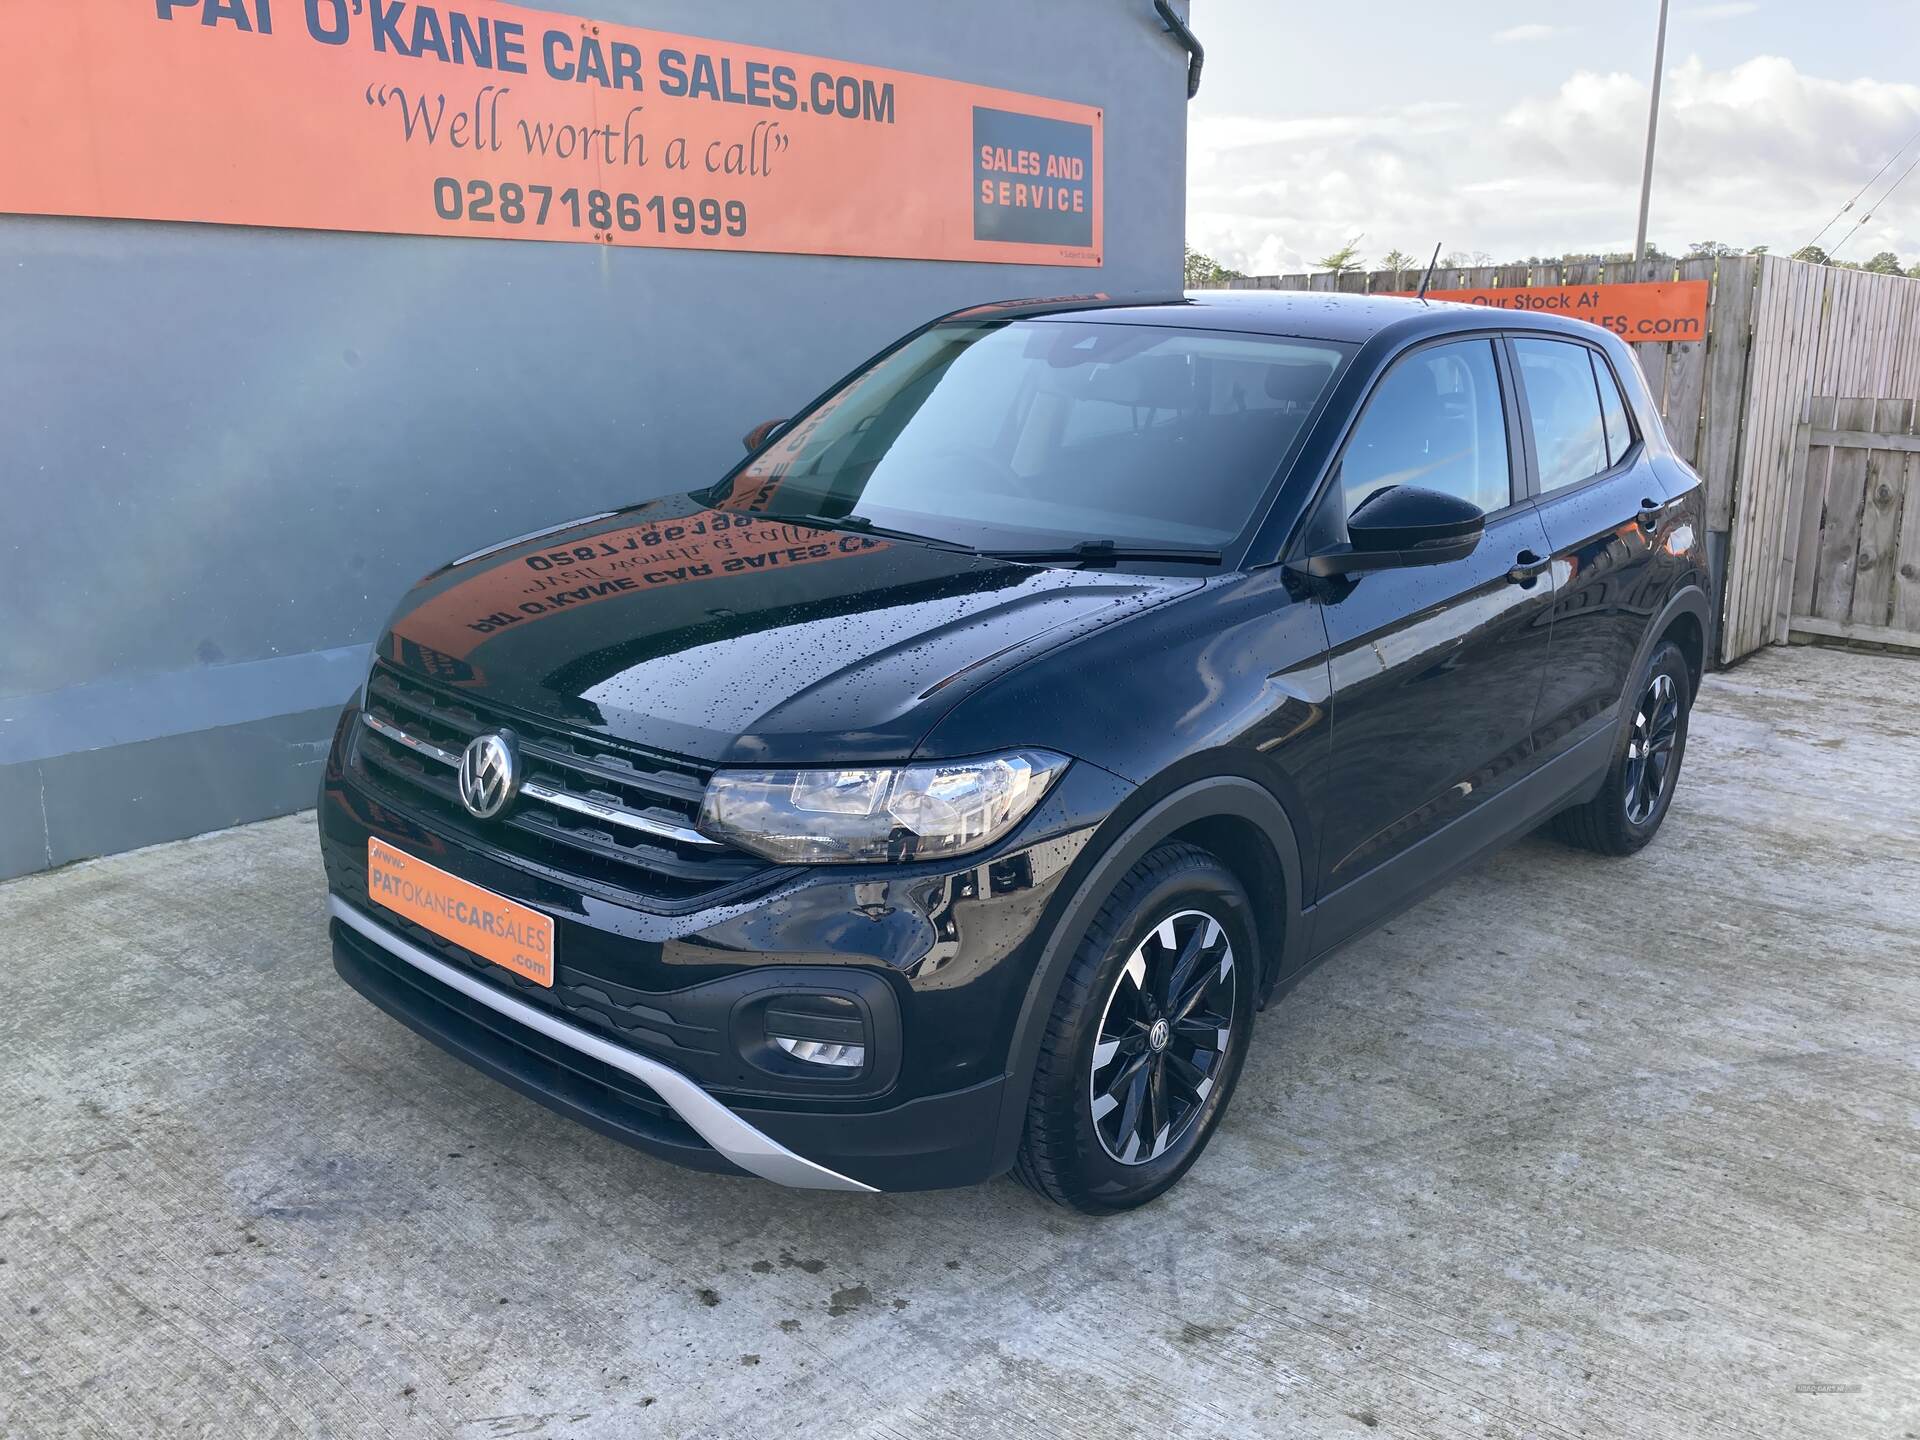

0,0,1190,879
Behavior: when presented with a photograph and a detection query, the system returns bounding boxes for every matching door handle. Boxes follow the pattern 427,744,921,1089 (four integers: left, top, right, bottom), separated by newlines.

1507,550,1552,586
1636,497,1668,531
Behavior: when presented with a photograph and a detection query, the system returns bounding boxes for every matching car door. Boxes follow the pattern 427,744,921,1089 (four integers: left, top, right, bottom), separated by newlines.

1308,336,1557,940
1509,335,1671,760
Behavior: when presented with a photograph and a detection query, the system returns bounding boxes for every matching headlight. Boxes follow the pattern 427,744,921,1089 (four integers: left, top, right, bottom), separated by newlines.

697,750,1068,864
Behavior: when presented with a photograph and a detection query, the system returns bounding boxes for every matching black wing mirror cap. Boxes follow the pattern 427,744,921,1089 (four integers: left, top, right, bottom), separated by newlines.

742,417,789,453
1302,485,1487,577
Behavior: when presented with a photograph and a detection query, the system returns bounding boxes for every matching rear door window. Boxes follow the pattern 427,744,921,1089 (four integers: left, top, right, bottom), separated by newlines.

1514,338,1609,493
1592,352,1636,465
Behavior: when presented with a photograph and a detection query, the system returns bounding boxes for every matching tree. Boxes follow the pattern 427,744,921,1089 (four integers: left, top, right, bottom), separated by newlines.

1184,245,1245,288
1314,235,1366,274
1791,245,1831,266
1688,241,1736,258
1379,248,1418,276
1863,251,1905,275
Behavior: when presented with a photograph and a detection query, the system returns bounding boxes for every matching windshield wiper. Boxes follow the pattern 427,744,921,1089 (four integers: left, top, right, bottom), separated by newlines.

983,540,1224,567
787,513,976,553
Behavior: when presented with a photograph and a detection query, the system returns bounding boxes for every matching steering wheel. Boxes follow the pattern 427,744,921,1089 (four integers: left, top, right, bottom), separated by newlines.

912,443,1027,497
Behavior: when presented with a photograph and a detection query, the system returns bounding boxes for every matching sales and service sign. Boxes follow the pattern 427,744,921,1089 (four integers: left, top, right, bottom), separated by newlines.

0,0,1104,266
1404,281,1711,343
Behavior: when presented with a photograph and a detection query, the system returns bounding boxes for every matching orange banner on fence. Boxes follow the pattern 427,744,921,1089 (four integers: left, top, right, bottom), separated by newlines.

0,0,1103,266
1388,281,1710,343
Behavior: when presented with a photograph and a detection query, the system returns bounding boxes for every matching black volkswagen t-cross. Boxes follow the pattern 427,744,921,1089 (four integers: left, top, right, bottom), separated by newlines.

321,291,1709,1211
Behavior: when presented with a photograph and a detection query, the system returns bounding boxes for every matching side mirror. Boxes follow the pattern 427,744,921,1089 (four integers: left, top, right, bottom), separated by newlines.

742,417,789,453
1303,485,1486,577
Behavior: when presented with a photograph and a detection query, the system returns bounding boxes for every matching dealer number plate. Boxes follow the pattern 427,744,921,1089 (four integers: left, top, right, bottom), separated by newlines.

366,837,555,988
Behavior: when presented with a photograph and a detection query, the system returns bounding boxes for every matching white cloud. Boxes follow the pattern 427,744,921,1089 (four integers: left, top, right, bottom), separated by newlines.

1492,23,1561,44
1683,3,1759,19
1187,55,1920,276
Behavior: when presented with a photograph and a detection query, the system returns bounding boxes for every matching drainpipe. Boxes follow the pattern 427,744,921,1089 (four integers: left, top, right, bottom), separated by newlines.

1154,0,1204,99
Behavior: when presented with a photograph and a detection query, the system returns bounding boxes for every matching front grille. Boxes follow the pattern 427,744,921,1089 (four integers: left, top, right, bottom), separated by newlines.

355,660,781,910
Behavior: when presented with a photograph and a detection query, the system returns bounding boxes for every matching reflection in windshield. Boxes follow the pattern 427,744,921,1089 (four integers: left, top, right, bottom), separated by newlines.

720,320,1352,552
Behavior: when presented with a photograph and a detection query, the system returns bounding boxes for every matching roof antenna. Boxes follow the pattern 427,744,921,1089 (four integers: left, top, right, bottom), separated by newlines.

1416,243,1443,302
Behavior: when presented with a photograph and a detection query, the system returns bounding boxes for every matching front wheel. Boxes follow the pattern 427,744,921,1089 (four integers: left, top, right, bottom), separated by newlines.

1551,639,1692,856
1012,843,1258,1213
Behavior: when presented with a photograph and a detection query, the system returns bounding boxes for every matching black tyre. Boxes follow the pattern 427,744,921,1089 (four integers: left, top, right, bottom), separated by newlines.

1550,640,1692,856
1013,843,1258,1213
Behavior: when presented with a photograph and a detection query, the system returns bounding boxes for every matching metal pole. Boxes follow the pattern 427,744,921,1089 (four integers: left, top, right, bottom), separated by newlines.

1633,0,1672,264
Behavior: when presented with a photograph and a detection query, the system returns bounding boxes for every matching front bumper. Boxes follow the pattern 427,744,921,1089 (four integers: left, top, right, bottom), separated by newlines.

333,897,880,1189
319,704,1130,1191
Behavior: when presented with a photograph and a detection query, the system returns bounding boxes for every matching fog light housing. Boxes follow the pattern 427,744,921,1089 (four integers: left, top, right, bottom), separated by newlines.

772,1036,866,1068
765,1000,868,1071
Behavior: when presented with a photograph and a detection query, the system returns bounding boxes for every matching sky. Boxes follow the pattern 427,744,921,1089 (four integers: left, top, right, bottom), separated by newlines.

1185,0,1920,276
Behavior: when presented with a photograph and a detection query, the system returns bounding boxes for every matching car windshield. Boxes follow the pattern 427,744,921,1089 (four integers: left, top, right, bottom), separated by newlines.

714,319,1353,553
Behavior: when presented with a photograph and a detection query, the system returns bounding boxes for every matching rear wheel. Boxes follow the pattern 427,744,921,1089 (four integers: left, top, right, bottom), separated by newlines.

1551,640,1691,856
1013,843,1257,1213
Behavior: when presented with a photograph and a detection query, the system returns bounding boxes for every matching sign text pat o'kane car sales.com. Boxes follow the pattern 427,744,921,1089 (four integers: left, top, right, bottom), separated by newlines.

0,0,1104,266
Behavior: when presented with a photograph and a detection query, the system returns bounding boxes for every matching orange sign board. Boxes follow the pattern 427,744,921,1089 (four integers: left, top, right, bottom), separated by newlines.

1389,281,1710,344
367,838,555,986
0,0,1102,266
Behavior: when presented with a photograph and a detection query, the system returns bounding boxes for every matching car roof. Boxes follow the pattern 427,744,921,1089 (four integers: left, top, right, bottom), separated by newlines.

943,289,1608,348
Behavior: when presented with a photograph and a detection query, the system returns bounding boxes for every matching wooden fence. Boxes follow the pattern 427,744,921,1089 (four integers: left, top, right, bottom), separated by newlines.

1231,255,1920,664
1722,264,1920,661
1776,398,1920,652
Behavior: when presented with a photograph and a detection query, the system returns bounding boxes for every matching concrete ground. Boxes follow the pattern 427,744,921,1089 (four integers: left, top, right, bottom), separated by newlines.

3,644,1917,1439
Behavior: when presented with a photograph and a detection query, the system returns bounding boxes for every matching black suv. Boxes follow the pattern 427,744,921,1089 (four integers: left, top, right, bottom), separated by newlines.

321,291,1708,1212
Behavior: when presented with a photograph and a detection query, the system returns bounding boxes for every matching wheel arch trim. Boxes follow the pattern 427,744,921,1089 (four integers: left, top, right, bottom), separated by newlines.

988,775,1306,1177
1635,582,1711,705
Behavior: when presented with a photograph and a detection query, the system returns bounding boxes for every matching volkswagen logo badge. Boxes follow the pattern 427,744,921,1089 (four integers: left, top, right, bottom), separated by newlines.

457,731,520,820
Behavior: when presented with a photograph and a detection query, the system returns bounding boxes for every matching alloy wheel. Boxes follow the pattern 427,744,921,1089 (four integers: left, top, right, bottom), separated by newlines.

1624,671,1682,826
1088,909,1236,1166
